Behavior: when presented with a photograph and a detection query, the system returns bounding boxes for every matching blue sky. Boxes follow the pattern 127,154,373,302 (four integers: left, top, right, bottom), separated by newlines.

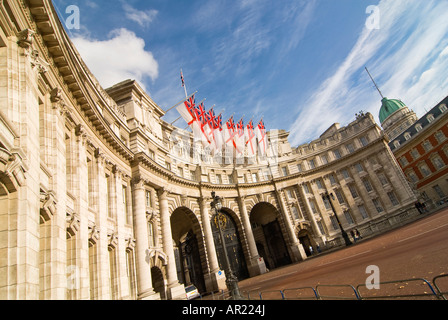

52,0,448,147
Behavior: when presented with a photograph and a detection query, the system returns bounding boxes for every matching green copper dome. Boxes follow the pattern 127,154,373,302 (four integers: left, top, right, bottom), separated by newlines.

379,98,407,124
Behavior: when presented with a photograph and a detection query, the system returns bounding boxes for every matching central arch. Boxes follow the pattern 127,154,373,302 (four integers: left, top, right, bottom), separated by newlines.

250,202,291,270
211,208,249,281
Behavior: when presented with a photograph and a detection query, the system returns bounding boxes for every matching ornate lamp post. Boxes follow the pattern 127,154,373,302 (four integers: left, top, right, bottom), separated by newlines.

210,191,243,300
322,191,352,247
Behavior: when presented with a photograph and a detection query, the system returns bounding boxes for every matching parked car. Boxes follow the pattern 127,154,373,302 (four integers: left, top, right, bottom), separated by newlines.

185,285,201,300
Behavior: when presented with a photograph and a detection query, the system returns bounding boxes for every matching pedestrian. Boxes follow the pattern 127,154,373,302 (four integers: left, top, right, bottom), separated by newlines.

350,230,357,242
309,245,314,256
355,229,362,240
316,244,321,253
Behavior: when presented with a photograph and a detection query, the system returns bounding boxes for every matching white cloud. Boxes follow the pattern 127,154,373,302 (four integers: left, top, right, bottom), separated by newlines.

122,3,158,28
288,0,448,146
72,28,159,89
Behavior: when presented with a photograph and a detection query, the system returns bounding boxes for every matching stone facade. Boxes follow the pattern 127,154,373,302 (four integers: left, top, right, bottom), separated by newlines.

0,0,419,300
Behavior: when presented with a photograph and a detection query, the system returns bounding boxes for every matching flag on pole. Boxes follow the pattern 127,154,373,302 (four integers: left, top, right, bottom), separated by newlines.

255,119,267,156
176,93,196,127
245,120,257,157
213,113,224,152
235,118,245,154
193,101,211,147
181,70,185,87
224,116,237,150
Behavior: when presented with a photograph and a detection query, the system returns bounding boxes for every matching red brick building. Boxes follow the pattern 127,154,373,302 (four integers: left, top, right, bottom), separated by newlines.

387,96,448,207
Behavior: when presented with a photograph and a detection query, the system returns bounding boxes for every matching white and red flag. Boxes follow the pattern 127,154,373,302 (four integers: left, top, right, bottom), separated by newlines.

224,116,237,150
245,120,257,157
255,119,267,156
176,93,196,127
193,102,211,147
235,119,245,154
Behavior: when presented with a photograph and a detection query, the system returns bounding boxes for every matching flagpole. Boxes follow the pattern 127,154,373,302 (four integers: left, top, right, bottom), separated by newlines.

181,68,188,99
163,91,198,114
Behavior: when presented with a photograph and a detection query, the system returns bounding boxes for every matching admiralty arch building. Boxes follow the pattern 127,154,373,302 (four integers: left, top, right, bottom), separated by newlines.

0,0,421,300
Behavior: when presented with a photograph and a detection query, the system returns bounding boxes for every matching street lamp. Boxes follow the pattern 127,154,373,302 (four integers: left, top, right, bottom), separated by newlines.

322,191,352,247
210,191,243,300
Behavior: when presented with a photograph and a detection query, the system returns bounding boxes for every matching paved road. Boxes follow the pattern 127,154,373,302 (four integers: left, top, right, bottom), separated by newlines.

238,208,448,299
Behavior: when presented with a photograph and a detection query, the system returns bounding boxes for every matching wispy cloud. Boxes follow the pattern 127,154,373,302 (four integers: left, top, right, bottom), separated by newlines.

288,0,448,147
122,2,158,28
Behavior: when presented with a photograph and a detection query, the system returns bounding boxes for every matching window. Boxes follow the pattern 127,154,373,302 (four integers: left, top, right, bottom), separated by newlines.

407,170,419,183
330,215,339,230
419,163,431,177
309,200,318,214
323,197,331,210
349,185,359,199
178,167,184,178
316,179,324,189
435,131,446,143
399,157,409,167
287,189,294,199
329,174,337,185
146,190,152,208
433,185,446,199
363,178,373,192
251,173,258,183
422,140,433,152
282,166,288,176
346,144,355,153
106,174,112,218
333,149,342,159
321,155,328,164
355,163,364,173
341,169,351,179
427,114,435,123
123,185,130,224
303,183,311,194
415,124,423,132
358,205,369,220
432,155,445,170
404,132,411,141
360,136,369,147
344,211,355,225
335,189,345,204
148,222,155,247
309,159,316,169
439,104,447,113
377,173,389,186
216,174,222,184
372,198,384,213
291,206,300,220
411,149,420,160
387,192,400,206
297,164,302,172
228,174,234,184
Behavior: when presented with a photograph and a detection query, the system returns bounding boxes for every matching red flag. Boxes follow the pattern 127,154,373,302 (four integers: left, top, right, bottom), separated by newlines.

245,120,256,157
255,119,267,156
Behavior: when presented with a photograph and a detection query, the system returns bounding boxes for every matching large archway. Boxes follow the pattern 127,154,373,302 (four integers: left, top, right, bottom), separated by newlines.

250,202,291,270
170,207,206,293
211,208,249,281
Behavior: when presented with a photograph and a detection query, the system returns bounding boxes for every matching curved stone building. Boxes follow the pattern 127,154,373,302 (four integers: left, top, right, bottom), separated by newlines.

0,1,419,300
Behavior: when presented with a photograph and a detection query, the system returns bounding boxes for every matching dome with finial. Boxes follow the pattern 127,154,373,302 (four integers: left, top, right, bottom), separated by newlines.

379,97,408,124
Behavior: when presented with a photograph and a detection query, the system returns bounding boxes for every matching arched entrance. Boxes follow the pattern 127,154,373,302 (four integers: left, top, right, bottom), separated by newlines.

297,223,317,257
211,208,249,281
170,207,206,293
250,202,291,269
151,266,166,300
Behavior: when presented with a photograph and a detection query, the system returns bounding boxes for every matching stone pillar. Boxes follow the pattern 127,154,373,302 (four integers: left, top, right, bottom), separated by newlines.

275,188,307,262
158,188,185,300
199,196,226,292
132,179,159,300
237,195,267,276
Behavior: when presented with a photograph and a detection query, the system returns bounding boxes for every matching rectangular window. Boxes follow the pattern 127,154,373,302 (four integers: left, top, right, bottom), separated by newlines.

335,189,346,204
355,163,364,172
349,185,359,198
344,211,355,224
333,149,342,159
387,192,400,206
146,190,152,208
372,198,384,213
358,205,369,219
363,178,373,192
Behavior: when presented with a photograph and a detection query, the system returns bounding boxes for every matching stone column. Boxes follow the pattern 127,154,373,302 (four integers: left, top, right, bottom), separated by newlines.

199,196,226,291
158,188,185,300
132,179,158,300
237,195,267,276
275,188,307,262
